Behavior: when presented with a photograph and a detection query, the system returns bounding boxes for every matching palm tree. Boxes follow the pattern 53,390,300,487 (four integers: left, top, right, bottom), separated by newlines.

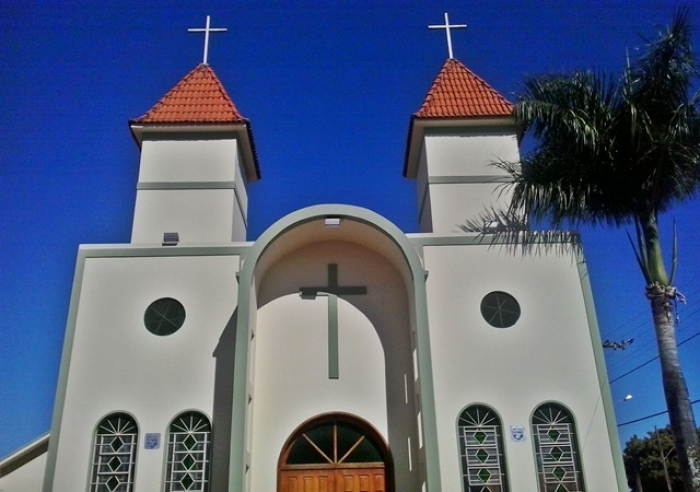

481,10,700,490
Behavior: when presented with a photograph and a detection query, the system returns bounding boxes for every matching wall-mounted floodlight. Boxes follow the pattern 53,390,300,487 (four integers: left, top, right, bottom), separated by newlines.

325,217,341,228
162,232,179,246
300,289,329,300
483,221,502,233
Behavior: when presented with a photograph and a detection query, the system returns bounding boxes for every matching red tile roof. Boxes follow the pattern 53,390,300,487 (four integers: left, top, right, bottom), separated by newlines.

132,64,248,124
414,59,513,118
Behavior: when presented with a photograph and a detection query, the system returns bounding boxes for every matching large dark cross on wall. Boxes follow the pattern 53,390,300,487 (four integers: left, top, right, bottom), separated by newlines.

299,264,367,379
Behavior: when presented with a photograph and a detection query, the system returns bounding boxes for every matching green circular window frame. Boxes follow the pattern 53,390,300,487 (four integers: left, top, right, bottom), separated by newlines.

480,291,521,328
144,297,186,336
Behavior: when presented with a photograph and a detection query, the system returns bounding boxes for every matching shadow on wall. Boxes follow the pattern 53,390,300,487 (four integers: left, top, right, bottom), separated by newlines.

211,309,237,490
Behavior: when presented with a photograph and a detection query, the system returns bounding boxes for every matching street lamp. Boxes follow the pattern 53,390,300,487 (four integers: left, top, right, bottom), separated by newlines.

615,394,633,406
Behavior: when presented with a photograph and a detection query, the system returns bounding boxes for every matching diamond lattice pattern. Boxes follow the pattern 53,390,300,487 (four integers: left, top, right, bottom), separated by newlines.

461,421,505,491
535,422,581,491
165,413,211,492
90,414,137,492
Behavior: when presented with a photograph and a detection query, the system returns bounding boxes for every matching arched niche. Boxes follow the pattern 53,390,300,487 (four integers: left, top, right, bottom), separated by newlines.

228,205,441,492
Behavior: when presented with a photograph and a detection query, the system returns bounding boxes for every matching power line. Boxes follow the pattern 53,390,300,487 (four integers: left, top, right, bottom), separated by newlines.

606,301,700,374
609,328,700,383
605,287,700,346
602,275,700,342
604,305,700,374
610,357,658,384
606,307,700,373
617,398,700,427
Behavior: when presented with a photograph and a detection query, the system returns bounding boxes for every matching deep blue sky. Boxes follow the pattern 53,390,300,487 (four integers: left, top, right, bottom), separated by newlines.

2,0,699,461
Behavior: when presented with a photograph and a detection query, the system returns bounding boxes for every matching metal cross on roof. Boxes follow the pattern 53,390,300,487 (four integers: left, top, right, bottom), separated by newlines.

188,15,227,65
429,12,467,59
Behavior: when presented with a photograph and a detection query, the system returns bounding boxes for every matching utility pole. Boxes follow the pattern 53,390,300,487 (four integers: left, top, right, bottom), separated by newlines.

634,461,644,492
655,426,674,492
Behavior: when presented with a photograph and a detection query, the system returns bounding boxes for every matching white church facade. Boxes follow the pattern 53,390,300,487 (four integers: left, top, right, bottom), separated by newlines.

2,20,625,492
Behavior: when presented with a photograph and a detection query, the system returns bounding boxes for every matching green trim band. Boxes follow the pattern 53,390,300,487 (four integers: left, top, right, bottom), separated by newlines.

136,182,249,228
410,234,498,247
576,249,627,491
408,232,580,248
137,181,237,190
77,244,251,258
427,175,514,184
416,176,514,227
43,247,88,492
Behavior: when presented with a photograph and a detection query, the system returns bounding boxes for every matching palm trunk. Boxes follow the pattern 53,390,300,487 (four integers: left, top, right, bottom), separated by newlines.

635,468,644,492
642,213,698,492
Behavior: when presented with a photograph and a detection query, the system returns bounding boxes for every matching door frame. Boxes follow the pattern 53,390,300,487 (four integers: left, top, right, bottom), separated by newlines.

277,412,394,492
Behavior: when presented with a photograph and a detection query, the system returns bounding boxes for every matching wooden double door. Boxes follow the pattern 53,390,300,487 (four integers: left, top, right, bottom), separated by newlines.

278,415,390,492
280,467,385,492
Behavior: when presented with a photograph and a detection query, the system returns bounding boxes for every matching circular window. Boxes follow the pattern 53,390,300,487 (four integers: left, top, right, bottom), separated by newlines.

144,298,186,336
480,291,520,328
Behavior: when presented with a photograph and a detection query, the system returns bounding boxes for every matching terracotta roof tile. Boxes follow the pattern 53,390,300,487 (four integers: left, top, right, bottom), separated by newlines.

414,59,513,118
132,64,248,124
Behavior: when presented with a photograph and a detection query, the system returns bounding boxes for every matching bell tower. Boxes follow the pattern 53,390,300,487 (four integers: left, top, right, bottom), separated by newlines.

128,18,259,245
404,27,519,234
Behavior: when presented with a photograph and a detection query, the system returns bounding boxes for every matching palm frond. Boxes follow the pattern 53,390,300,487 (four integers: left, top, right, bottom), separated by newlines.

459,205,581,256
515,72,618,154
628,222,651,285
670,220,679,285
507,9,700,234
625,7,700,213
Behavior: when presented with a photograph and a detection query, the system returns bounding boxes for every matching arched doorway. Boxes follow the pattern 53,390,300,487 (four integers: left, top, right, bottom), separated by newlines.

233,206,436,492
278,414,393,492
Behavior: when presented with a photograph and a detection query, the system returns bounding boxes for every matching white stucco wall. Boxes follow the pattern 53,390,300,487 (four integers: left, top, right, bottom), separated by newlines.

131,189,239,244
250,295,387,492
47,210,619,492
418,131,518,234
49,253,239,492
132,137,249,243
427,183,514,234
139,138,240,183
423,132,518,177
421,243,618,492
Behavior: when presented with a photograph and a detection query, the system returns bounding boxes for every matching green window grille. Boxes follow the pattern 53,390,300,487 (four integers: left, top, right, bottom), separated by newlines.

458,405,509,492
480,292,520,328
532,404,585,492
90,413,138,492
284,420,384,466
164,412,212,492
144,298,186,336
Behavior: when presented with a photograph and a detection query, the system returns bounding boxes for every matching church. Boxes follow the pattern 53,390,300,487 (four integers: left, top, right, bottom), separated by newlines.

1,14,625,492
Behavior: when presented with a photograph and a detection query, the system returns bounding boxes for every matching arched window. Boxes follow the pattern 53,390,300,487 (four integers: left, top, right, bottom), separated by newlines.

531,403,585,492
90,412,138,492
279,413,391,492
457,405,509,492
164,411,212,492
